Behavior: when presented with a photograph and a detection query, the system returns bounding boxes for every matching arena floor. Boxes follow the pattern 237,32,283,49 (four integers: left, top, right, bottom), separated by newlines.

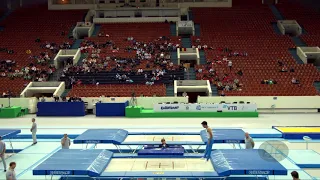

0,114,320,179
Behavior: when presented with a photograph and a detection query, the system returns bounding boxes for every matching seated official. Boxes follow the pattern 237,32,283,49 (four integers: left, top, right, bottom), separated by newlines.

159,138,169,148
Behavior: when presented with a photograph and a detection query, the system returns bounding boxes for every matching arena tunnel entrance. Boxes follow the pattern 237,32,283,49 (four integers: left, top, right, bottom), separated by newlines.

177,91,207,103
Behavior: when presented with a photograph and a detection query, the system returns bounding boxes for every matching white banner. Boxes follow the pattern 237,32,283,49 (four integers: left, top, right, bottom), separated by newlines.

154,103,257,112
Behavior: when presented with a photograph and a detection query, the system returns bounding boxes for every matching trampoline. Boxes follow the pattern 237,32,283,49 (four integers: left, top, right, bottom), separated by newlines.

33,149,287,178
0,129,21,153
73,129,245,153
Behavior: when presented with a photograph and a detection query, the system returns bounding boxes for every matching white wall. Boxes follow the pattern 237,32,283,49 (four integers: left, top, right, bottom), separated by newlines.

197,96,320,109
53,82,66,97
93,17,180,23
297,47,307,64
88,25,94,37
3,96,320,114
0,97,37,113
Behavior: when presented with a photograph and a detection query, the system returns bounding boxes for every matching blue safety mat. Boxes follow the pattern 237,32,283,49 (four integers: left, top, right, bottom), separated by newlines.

33,149,113,177
0,129,21,139
200,129,245,143
73,129,128,144
138,148,184,156
211,149,287,176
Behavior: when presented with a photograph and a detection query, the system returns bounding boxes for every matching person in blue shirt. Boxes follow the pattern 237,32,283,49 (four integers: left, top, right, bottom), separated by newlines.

159,138,169,148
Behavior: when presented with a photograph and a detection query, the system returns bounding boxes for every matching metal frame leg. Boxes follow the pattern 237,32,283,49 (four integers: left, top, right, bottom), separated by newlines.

9,138,14,154
196,145,202,152
126,145,133,153
188,145,196,153
132,145,142,154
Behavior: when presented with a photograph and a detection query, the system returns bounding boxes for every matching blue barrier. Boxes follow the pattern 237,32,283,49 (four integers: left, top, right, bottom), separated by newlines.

96,101,129,116
37,102,85,116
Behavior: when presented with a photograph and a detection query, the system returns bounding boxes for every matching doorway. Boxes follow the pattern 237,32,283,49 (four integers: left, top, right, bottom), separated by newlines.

178,92,207,103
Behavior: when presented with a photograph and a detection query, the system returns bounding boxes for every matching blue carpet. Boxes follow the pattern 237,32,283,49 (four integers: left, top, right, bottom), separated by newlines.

269,5,285,20
170,23,177,36
288,48,304,64
71,39,83,49
291,37,307,47
91,24,101,37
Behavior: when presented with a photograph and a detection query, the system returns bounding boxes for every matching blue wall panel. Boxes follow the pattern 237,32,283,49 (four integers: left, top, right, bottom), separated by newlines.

37,102,85,116
96,101,128,117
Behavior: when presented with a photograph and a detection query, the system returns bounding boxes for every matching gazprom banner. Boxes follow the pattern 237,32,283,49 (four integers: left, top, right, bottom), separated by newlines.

154,103,257,112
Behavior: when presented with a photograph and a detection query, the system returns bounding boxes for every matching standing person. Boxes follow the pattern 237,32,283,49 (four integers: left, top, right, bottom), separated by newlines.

201,121,213,161
6,162,16,180
61,134,71,149
245,132,254,149
30,118,37,145
228,60,232,71
0,136,6,172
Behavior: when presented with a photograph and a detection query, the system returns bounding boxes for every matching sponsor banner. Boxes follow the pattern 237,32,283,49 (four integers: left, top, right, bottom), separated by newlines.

154,104,257,112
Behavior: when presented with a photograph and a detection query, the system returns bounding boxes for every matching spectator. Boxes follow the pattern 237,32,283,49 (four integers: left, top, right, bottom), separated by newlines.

291,77,299,84
232,83,237,90
234,78,240,86
26,49,32,54
228,60,232,71
237,69,243,76
224,84,230,91
54,96,60,102
40,96,45,102
146,81,154,86
280,66,288,72
182,92,188,97
290,67,295,72
221,91,225,96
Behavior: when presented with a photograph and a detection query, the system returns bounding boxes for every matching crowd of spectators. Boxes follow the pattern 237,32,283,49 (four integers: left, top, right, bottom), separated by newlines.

0,59,54,82
0,39,71,83
62,36,181,86
196,61,244,93
0,47,14,54
0,91,16,98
